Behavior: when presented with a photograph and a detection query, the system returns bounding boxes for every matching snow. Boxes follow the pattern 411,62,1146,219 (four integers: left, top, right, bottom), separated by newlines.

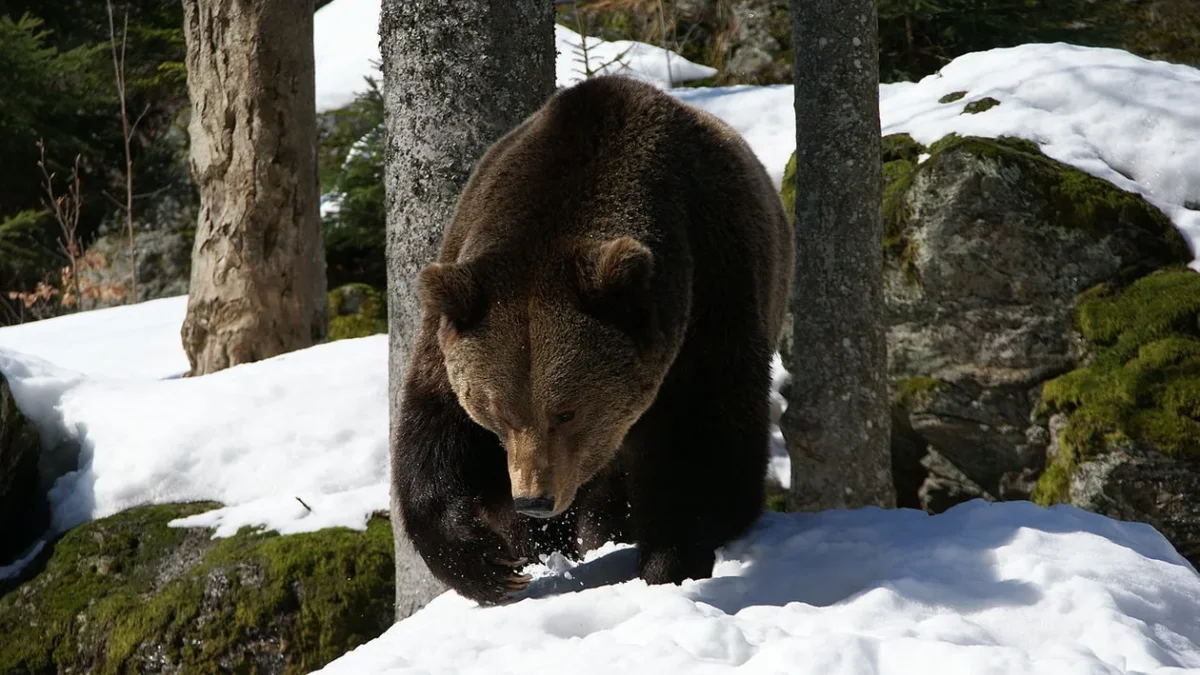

313,1,715,112
879,43,1200,271
316,501,1200,675
554,24,717,90
0,295,189,380
0,334,389,545
673,44,1200,269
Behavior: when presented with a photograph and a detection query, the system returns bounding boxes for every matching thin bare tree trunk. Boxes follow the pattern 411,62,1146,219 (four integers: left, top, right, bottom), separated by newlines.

784,0,896,511
180,0,328,376
106,0,138,304
380,0,555,619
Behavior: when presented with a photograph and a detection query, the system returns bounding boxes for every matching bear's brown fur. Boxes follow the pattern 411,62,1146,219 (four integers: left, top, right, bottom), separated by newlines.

392,75,794,604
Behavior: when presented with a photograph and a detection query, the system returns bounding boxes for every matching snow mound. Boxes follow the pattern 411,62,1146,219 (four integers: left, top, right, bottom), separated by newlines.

0,295,189,380
555,24,717,89
881,42,1200,269
313,0,715,112
673,43,1200,268
0,336,390,540
315,501,1200,675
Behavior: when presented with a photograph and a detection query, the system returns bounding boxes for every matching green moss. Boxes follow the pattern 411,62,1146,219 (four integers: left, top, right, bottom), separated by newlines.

780,151,797,217
1031,453,1073,506
939,91,967,103
893,376,951,408
780,133,926,220
882,156,920,285
881,133,925,165
0,503,395,674
328,283,387,341
1036,269,1200,482
962,96,1001,114
924,134,1187,258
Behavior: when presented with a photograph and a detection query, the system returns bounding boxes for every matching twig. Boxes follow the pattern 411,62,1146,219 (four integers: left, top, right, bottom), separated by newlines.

657,0,673,87
107,0,138,304
295,496,313,513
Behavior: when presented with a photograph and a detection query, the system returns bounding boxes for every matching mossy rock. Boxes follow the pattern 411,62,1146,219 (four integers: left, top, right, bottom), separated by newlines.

780,151,797,216
328,283,387,341
892,376,950,409
889,133,1189,288
881,133,925,165
0,503,395,674
883,132,1191,518
962,97,1001,114
939,91,967,104
780,133,924,218
1034,267,1200,503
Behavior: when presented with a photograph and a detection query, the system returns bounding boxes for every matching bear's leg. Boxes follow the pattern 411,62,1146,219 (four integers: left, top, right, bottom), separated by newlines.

573,462,632,554
393,374,533,605
624,355,771,586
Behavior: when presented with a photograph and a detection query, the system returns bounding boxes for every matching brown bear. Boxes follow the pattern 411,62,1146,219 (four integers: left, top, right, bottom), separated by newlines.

392,74,794,605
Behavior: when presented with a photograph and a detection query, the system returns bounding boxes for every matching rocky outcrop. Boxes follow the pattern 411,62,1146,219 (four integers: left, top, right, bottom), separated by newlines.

879,133,1190,513
0,370,49,566
0,503,402,674
780,131,1199,567
79,225,194,308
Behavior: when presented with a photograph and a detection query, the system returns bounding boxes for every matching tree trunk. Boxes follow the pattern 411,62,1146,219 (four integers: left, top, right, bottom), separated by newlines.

783,0,896,511
179,0,328,376
380,0,555,619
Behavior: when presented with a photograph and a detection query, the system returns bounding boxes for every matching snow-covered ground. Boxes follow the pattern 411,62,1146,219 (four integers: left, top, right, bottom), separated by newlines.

0,335,389,540
0,296,189,380
316,502,1200,675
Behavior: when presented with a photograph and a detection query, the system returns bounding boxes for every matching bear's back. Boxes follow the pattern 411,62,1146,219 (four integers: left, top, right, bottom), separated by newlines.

445,75,793,350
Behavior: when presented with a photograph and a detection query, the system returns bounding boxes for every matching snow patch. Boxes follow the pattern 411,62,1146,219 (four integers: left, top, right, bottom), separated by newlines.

314,501,1200,675
0,336,390,539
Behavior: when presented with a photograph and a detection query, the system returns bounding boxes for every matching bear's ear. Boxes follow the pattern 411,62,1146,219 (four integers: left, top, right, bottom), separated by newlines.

418,261,484,331
576,236,654,300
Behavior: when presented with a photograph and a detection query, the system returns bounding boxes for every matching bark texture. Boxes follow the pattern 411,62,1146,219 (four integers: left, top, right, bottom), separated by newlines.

783,0,896,511
179,0,328,376
380,0,555,618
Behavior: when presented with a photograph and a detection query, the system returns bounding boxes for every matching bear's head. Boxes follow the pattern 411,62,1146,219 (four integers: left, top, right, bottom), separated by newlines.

418,236,669,519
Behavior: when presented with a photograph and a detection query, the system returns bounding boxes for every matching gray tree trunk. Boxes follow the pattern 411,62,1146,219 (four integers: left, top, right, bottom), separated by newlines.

179,0,328,377
783,0,896,511
380,0,555,619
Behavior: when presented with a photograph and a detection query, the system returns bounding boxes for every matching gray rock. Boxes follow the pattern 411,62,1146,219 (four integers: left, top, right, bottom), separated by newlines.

78,225,194,309
882,134,1189,508
724,1,791,83
0,371,49,566
1069,443,1200,569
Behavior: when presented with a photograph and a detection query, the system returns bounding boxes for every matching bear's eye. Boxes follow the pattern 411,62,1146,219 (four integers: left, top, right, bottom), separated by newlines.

551,411,575,428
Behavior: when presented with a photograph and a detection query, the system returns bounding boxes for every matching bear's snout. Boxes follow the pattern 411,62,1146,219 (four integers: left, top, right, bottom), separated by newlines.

513,496,556,519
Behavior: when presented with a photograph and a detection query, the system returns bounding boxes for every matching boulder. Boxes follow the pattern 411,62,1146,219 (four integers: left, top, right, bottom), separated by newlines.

0,370,49,566
78,225,194,308
0,503,404,674
879,133,1190,511
327,283,387,341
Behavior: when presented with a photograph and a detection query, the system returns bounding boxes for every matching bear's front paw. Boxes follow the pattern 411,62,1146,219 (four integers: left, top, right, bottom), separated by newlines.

429,521,533,605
